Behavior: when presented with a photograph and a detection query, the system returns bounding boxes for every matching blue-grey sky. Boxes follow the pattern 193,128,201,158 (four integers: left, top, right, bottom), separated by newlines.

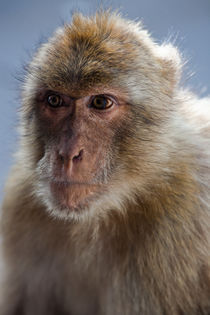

0,0,210,199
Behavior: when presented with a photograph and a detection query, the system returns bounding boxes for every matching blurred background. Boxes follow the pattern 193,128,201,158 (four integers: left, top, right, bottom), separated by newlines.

0,0,210,200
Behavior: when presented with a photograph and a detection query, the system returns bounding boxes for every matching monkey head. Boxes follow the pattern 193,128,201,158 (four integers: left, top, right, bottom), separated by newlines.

20,12,182,220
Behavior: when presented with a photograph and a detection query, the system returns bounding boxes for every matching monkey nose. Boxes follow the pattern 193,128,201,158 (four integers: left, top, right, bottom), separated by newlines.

58,148,84,164
57,145,85,179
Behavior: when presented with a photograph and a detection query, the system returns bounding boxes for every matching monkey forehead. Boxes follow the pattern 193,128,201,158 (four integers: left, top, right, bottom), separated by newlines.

27,12,160,92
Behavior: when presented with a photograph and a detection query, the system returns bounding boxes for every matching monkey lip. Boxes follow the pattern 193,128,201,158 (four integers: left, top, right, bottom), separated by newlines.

49,178,101,187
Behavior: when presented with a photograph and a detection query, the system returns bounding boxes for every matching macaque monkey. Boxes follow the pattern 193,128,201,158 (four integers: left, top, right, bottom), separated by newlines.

0,11,210,315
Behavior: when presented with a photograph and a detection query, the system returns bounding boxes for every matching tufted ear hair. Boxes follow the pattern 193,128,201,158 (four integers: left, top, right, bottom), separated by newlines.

156,43,182,90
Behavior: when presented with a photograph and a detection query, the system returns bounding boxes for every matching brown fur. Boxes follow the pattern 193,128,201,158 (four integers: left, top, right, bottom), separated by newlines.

0,11,210,315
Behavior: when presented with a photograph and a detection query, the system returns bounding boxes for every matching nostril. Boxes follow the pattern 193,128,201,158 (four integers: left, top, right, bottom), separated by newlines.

58,151,65,162
72,149,83,162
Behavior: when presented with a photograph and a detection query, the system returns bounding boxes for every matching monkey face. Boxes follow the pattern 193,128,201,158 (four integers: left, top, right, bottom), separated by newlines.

31,86,130,218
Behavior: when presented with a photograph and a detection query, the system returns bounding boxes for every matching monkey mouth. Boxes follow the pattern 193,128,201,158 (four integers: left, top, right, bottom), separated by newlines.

50,178,100,186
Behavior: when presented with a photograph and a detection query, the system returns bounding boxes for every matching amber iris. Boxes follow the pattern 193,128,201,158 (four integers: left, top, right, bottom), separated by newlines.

91,96,113,110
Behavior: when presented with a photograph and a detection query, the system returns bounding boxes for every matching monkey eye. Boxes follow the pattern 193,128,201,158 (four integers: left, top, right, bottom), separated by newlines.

91,95,114,110
47,94,63,108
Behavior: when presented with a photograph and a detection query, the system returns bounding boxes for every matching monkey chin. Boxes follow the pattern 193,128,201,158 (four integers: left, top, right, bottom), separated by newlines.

36,179,102,221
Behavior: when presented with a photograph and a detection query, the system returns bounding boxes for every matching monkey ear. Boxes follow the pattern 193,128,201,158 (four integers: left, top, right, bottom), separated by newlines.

156,43,182,90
